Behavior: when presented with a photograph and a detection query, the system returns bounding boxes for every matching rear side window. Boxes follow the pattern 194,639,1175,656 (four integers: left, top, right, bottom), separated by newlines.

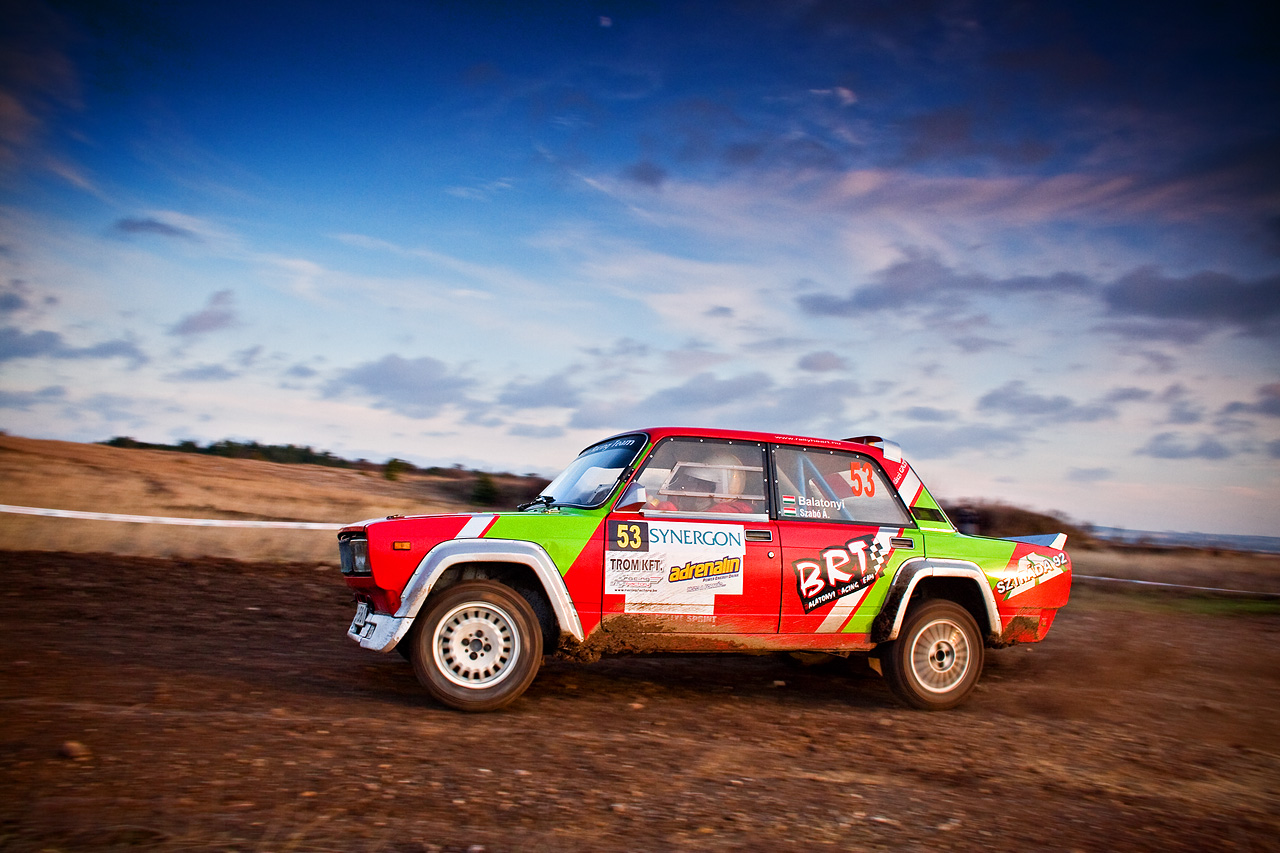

772,446,913,526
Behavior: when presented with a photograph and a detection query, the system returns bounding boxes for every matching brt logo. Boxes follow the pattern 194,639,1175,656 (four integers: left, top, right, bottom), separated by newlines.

792,534,892,613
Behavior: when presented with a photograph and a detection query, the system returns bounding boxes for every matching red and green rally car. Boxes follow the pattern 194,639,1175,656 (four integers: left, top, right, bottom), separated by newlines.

339,428,1071,711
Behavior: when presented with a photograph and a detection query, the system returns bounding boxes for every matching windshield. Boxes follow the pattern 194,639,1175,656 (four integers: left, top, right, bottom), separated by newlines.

538,433,647,508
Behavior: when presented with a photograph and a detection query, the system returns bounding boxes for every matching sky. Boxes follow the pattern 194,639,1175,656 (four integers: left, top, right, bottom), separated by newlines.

1,0,1277,536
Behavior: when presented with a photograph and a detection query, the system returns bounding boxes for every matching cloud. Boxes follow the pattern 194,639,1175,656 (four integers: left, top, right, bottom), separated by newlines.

1220,383,1280,418
165,364,238,382
1268,440,1280,459
796,248,1092,316
326,354,475,418
897,406,955,423
0,326,61,360
497,373,582,409
1068,467,1113,483
894,425,1024,460
75,393,149,425
623,160,667,188
0,287,28,312
1102,268,1280,338
1103,387,1151,404
584,337,650,360
953,336,1007,354
977,381,1117,422
0,326,147,366
444,178,513,201
1136,432,1233,460
233,346,263,368
112,217,201,241
809,87,857,107
567,370,863,435
508,423,565,439
169,290,237,337
0,1,80,177
1157,383,1203,425
797,350,847,372
67,338,148,367
0,385,66,409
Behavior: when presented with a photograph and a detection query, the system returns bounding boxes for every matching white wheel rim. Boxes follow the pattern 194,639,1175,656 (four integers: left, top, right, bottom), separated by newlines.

908,617,972,694
432,601,520,689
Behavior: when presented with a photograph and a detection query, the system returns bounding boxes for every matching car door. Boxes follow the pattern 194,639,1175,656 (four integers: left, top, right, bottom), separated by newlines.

602,437,780,633
771,444,922,635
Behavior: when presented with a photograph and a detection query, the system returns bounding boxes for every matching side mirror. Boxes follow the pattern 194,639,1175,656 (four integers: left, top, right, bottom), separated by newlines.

614,483,647,512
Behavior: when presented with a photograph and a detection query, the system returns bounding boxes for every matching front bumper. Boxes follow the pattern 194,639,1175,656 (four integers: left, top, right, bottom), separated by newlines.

347,606,410,652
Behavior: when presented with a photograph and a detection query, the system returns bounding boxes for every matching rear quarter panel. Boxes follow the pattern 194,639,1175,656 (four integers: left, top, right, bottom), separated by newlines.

922,530,1072,642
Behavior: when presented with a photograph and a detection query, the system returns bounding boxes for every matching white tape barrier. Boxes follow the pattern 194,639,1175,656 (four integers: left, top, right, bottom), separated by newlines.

0,504,343,530
1074,574,1280,597
2,505,1277,596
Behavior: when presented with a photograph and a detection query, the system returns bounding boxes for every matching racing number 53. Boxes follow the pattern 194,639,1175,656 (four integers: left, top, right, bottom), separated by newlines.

850,461,876,497
609,520,649,551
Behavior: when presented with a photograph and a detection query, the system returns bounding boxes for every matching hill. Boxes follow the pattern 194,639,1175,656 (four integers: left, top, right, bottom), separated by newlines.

0,434,544,562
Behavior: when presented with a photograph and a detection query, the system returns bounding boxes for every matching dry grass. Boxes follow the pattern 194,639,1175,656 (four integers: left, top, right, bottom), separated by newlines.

0,434,475,561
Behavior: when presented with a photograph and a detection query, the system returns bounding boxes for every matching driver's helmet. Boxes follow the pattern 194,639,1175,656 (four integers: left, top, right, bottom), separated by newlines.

704,451,746,499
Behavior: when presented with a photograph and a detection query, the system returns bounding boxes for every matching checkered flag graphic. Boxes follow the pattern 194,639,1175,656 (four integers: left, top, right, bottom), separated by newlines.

868,537,892,575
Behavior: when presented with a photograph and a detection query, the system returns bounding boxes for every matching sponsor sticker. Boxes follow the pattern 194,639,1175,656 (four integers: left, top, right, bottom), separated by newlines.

792,532,895,613
606,519,746,615
996,552,1067,598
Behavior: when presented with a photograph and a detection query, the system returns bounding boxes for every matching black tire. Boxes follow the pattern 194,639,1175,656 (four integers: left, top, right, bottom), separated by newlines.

410,581,543,712
878,600,983,711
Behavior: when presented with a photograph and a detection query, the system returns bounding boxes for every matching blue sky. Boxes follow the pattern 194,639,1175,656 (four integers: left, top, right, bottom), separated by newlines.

1,0,1277,535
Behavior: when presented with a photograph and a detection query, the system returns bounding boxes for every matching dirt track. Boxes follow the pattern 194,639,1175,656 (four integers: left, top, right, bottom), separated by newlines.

1,549,1278,852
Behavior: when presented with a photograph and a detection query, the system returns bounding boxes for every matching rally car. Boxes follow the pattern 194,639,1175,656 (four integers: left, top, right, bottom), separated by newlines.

338,428,1071,711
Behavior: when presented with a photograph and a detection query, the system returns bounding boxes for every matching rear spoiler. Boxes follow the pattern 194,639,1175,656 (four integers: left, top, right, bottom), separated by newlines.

844,435,903,462
1006,533,1068,550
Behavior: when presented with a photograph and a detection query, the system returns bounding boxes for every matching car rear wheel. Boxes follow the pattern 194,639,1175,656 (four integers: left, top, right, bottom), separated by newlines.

411,580,543,712
879,600,983,711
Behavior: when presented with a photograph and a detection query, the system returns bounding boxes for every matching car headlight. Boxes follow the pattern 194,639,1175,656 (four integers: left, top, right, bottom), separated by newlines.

339,536,370,575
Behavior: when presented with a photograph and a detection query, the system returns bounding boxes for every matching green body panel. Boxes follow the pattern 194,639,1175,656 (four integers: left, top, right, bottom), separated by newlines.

909,482,954,531
920,529,1018,590
842,571,896,634
483,510,603,575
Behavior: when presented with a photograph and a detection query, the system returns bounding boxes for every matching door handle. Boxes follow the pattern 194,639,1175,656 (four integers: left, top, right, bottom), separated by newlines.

891,537,915,549
746,529,773,542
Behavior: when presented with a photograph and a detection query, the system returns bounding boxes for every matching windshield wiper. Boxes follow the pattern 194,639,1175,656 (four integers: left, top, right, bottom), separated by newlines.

517,495,555,512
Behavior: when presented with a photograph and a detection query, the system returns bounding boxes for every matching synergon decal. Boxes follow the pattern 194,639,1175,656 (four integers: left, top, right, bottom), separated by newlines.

792,532,895,613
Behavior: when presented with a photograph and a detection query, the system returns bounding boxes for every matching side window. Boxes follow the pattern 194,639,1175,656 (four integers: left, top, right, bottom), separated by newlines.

772,446,913,526
634,438,767,515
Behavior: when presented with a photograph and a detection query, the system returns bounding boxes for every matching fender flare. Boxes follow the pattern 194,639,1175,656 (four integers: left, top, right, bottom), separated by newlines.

351,538,585,652
870,557,1000,644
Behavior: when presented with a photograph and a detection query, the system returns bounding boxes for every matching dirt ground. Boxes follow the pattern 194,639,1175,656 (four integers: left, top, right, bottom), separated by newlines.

1,549,1278,853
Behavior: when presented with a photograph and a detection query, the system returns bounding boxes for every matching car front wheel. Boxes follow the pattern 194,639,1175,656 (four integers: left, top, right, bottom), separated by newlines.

879,600,983,711
410,580,543,712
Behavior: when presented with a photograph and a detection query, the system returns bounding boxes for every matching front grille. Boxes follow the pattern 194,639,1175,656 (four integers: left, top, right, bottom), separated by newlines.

339,536,370,575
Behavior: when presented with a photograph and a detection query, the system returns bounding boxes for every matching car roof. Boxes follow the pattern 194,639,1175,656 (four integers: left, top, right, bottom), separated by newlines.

592,426,880,454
